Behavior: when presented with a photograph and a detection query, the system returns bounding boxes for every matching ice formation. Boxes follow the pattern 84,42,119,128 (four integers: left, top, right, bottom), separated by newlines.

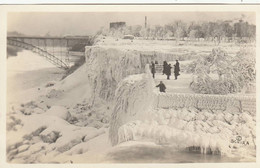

7,39,256,163
109,61,256,158
109,65,156,145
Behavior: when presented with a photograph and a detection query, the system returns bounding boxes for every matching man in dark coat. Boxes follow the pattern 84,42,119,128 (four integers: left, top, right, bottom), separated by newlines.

151,61,156,78
162,61,168,75
174,60,180,80
175,60,180,76
166,64,172,80
156,81,166,92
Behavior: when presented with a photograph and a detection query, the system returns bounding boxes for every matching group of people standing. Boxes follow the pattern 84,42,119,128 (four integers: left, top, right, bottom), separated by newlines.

163,60,180,80
151,60,180,93
151,60,180,80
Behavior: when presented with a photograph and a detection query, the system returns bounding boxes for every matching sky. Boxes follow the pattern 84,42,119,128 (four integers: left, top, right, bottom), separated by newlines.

7,12,255,36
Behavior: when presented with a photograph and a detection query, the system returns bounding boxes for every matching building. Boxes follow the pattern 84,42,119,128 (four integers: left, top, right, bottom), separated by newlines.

109,22,126,29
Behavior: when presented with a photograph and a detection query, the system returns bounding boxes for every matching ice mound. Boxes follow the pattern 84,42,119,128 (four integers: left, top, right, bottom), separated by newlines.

109,65,156,145
117,107,256,157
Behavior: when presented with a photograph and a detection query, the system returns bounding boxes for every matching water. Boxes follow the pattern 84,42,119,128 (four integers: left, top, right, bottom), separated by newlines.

106,143,244,163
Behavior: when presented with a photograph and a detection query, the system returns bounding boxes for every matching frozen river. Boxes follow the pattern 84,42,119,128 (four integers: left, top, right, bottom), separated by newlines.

7,50,65,103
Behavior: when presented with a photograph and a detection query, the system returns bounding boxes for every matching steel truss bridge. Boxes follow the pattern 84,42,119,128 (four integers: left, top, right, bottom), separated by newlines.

7,35,91,69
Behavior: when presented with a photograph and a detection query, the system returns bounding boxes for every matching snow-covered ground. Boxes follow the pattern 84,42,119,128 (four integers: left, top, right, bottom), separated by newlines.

6,37,256,163
154,73,194,93
7,49,113,163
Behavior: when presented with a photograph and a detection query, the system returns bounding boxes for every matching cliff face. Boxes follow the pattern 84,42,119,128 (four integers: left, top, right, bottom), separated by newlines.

56,46,145,107
84,47,144,103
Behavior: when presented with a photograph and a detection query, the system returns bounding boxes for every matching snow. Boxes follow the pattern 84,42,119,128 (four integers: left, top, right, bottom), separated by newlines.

6,44,152,163
6,36,256,163
7,105,107,163
45,106,71,120
7,50,65,104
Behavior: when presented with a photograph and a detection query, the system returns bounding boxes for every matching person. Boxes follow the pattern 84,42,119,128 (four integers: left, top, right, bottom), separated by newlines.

174,65,178,80
174,60,180,80
175,60,180,76
162,61,168,75
165,63,172,80
151,61,156,78
156,81,166,92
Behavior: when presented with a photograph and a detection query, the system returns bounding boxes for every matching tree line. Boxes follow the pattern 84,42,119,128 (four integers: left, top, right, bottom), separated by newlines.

99,19,256,43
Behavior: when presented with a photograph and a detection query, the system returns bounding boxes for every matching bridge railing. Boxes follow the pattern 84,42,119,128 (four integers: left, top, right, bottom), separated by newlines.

7,38,69,69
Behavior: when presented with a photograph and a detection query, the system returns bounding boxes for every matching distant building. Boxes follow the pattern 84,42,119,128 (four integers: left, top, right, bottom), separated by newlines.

123,35,134,40
110,22,126,29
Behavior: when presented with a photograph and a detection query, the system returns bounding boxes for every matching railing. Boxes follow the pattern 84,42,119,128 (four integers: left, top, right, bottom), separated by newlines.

7,38,69,69
155,92,255,115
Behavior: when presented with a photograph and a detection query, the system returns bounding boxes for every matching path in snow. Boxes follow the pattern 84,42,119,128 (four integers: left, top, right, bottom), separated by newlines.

154,73,194,94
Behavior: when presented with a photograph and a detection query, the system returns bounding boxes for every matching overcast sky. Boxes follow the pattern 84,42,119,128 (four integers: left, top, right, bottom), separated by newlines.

7,12,255,36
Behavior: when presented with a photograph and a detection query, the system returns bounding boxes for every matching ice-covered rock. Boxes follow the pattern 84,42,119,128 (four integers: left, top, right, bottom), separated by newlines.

45,106,71,120
17,145,30,153
195,112,206,121
34,107,45,114
207,126,220,134
224,113,233,123
40,131,61,143
240,112,253,123
215,113,225,122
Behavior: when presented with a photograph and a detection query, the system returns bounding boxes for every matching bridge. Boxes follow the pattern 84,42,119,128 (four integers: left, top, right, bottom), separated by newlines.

7,35,92,69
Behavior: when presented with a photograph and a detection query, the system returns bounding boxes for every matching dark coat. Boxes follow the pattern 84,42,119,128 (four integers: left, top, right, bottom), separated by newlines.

165,64,172,76
151,63,156,74
163,61,168,74
156,83,166,92
174,64,180,76
175,61,180,74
